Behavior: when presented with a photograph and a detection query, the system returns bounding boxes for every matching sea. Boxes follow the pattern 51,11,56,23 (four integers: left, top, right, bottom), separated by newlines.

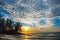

0,32,60,40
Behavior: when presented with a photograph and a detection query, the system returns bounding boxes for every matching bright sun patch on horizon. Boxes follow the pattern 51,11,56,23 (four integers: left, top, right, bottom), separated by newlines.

18,26,33,34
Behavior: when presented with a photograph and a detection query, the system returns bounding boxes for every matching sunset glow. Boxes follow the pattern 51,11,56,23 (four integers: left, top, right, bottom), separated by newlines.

18,26,33,34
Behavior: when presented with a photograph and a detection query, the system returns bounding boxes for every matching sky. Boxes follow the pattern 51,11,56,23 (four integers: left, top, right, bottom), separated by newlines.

0,0,60,31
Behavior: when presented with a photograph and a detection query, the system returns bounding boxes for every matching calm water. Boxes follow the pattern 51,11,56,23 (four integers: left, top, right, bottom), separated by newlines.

0,32,60,40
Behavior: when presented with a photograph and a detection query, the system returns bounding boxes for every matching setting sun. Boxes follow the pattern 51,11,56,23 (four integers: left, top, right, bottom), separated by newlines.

18,26,33,34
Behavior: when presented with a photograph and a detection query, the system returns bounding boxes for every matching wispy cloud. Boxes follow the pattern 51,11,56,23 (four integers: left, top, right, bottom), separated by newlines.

0,0,60,31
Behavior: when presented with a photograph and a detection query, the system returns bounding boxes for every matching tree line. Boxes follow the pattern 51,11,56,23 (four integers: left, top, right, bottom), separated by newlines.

0,17,22,33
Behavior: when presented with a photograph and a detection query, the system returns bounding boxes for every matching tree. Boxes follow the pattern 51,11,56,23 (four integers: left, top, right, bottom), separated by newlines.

0,18,5,32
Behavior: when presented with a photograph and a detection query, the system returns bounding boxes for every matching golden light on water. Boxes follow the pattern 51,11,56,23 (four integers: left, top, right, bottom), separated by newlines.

18,26,33,34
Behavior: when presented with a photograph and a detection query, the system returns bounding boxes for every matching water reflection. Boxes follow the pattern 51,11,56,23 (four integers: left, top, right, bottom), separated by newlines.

24,35,29,38
23,39,30,40
0,32,60,40
20,35,30,40
24,39,29,40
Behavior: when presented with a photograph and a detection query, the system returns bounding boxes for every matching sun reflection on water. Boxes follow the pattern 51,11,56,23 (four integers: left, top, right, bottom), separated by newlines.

23,35,30,40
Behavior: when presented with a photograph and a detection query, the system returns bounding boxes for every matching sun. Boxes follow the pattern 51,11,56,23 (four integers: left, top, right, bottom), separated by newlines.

18,26,33,34
21,27,31,32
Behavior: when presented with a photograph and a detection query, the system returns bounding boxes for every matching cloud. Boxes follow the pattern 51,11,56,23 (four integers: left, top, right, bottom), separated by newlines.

0,0,60,30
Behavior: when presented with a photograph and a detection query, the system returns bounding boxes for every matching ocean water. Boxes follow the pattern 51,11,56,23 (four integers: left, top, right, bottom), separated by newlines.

0,32,60,40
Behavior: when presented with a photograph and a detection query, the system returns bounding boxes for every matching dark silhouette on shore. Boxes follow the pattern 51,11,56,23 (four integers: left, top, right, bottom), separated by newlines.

0,17,22,34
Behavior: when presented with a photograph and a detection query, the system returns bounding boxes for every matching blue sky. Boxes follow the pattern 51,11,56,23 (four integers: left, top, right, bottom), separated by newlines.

0,0,60,29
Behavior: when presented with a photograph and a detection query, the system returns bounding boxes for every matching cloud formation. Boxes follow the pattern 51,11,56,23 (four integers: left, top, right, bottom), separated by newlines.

0,0,60,29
